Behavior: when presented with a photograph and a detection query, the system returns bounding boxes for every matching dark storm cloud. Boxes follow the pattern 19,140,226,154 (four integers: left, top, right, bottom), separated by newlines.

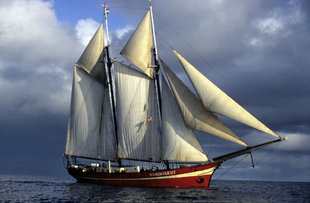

0,111,68,175
145,0,310,136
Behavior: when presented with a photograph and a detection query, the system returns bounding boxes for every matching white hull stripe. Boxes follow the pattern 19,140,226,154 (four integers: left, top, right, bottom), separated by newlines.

77,166,217,181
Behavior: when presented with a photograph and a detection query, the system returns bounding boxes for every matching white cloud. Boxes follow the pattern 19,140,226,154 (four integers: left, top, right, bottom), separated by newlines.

75,18,100,47
257,17,283,35
0,0,80,67
248,38,263,47
74,18,130,48
115,25,134,39
254,1,303,36
0,0,82,116
248,2,305,48
0,0,135,117
277,132,310,151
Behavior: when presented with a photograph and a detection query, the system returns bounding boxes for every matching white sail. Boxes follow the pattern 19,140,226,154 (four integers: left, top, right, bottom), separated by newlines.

146,74,162,161
161,60,247,146
173,50,279,137
99,77,117,160
114,61,161,161
161,76,208,162
77,24,105,79
65,65,116,160
120,11,153,78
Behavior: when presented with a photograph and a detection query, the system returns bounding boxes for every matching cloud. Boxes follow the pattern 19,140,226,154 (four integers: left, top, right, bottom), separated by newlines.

0,0,83,175
75,18,100,47
74,18,133,52
114,25,134,39
257,17,284,35
0,0,82,116
0,0,80,67
277,132,310,151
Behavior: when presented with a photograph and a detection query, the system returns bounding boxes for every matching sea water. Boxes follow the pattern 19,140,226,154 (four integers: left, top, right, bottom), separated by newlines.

0,175,309,202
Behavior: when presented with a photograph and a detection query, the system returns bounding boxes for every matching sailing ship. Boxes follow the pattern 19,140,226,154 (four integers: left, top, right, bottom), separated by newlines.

64,1,286,188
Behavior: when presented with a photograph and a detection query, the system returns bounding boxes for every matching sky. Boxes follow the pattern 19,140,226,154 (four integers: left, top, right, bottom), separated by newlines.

0,0,309,182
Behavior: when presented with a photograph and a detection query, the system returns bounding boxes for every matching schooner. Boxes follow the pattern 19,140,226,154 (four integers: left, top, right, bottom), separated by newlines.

64,1,286,187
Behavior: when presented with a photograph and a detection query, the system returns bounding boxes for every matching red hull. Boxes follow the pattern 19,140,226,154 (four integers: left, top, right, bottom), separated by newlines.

67,162,221,188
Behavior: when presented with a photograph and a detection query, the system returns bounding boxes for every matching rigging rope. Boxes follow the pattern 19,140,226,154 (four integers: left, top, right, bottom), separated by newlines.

206,135,214,157
156,32,174,50
255,141,281,166
213,154,249,182
110,6,147,11
213,141,281,182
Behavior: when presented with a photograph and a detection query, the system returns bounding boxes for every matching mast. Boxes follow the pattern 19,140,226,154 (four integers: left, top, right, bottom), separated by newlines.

103,0,121,166
149,0,162,116
149,0,166,167
104,0,111,47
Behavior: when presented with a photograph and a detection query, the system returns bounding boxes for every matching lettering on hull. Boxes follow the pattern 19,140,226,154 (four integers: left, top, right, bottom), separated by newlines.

149,170,176,177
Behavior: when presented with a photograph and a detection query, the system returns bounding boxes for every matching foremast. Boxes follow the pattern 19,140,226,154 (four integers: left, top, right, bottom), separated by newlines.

102,0,162,166
149,0,162,116
103,0,121,166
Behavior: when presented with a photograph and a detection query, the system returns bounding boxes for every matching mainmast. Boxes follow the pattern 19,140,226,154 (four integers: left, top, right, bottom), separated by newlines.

149,0,168,167
149,0,162,117
103,0,121,166
103,0,112,67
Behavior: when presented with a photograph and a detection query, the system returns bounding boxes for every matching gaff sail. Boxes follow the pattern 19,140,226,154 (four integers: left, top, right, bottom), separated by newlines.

114,61,161,161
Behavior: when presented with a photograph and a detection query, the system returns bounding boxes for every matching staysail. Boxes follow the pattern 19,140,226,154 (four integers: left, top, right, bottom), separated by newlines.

114,61,161,161
65,65,116,160
161,60,247,146
161,76,208,162
120,11,153,78
173,50,279,137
